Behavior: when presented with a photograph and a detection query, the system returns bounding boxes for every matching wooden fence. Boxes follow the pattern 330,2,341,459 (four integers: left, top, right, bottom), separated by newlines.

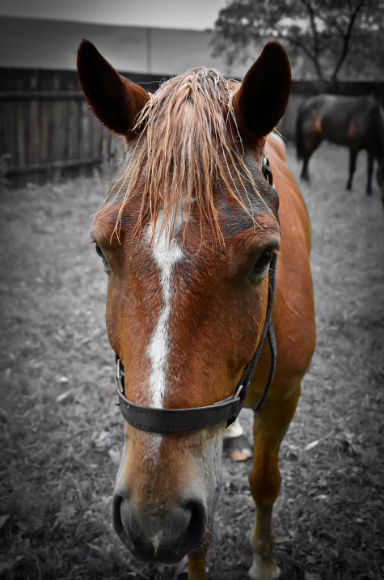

1,68,383,187
0,89,111,185
0,68,166,187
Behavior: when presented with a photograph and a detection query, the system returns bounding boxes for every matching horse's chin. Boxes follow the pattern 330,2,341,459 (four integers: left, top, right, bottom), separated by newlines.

131,546,186,564
129,540,208,565
115,513,210,565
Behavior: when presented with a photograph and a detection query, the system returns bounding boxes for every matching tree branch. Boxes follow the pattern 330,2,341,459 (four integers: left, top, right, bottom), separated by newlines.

331,0,368,82
211,0,382,82
288,33,326,81
294,0,329,80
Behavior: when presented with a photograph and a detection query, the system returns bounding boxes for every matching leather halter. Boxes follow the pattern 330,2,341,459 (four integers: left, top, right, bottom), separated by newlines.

114,157,278,434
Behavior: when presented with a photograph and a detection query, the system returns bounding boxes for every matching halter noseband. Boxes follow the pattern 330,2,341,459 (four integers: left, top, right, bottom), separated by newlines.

114,157,278,434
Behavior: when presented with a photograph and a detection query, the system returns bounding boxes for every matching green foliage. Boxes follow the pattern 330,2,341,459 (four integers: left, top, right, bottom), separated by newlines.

212,0,384,82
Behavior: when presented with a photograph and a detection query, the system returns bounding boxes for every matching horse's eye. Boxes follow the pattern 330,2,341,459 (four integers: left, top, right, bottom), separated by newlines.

250,250,273,281
95,244,104,258
95,244,111,274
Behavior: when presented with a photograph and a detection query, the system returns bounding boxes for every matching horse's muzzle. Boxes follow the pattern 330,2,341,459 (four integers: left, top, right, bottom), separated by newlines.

113,493,207,563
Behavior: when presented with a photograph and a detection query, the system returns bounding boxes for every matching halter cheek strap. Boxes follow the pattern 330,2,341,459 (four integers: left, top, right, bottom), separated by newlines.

114,157,278,434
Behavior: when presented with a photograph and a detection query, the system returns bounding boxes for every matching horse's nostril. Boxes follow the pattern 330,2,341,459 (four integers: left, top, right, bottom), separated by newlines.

184,499,207,546
119,495,133,536
113,493,131,540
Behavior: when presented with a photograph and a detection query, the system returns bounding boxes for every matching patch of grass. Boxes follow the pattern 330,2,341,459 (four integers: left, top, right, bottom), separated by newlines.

0,144,384,579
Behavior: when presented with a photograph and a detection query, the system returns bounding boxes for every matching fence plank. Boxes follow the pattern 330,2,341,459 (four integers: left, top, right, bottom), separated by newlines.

16,100,26,168
39,99,49,164
29,99,39,166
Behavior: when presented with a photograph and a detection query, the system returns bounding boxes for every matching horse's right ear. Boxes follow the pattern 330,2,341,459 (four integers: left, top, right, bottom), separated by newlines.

232,41,291,140
77,40,150,137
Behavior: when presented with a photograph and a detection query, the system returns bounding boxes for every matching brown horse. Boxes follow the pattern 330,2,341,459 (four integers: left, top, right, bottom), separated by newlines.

77,40,316,580
296,94,384,203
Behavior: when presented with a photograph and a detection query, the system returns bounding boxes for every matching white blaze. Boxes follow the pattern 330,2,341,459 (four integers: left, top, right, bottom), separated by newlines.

147,213,183,408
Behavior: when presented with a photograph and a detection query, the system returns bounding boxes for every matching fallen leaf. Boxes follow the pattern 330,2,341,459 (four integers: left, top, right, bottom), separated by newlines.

305,440,319,452
229,448,252,462
56,391,73,403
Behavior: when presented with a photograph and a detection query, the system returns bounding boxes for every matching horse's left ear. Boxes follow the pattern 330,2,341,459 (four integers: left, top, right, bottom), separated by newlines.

232,41,291,139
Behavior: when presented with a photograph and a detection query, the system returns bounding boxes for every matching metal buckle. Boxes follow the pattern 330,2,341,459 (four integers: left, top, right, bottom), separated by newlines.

234,382,245,401
115,358,125,406
225,384,244,429
262,157,274,187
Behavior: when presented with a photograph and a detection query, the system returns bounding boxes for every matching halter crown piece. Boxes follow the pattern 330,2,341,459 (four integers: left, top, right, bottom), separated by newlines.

114,157,278,434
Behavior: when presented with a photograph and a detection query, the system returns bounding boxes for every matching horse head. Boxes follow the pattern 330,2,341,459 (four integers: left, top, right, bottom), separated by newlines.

77,40,290,564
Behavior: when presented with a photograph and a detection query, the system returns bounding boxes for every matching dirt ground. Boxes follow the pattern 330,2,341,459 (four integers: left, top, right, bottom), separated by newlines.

0,143,383,580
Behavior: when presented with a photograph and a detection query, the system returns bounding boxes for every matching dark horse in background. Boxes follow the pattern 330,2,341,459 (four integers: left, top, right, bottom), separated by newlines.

296,94,384,204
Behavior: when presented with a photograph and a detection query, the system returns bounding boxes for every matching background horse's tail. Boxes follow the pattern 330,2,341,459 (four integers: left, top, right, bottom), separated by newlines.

295,105,305,161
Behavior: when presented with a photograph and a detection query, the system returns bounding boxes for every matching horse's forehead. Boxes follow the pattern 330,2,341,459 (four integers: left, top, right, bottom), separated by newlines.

133,210,277,287
145,210,185,270
117,191,278,270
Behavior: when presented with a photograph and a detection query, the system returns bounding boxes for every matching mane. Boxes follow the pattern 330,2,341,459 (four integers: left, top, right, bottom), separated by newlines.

105,67,264,245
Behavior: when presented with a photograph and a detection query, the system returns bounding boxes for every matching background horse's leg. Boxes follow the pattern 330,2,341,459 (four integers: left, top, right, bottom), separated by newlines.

366,150,374,196
300,152,312,182
346,149,358,191
296,109,318,183
248,385,301,580
188,547,208,580
300,136,321,183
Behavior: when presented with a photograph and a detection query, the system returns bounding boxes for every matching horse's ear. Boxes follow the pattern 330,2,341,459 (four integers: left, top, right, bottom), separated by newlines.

77,39,150,137
232,41,291,139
